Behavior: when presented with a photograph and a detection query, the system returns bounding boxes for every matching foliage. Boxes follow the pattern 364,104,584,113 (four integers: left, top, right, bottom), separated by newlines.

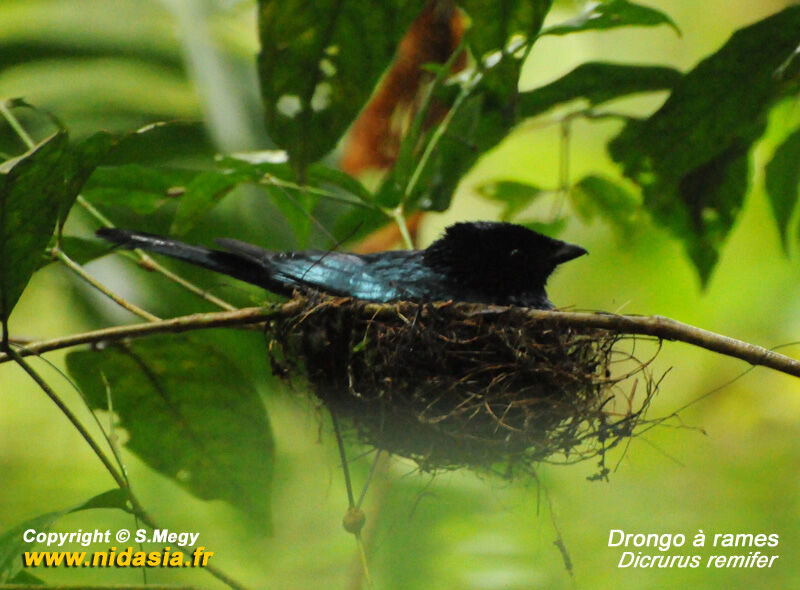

609,6,800,282
1,1,800,588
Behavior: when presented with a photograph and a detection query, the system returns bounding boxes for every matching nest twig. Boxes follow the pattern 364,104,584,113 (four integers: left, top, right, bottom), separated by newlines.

271,296,661,477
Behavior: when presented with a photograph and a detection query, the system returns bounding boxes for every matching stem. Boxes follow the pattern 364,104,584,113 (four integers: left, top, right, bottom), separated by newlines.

1,300,799,380
139,254,238,311
6,347,252,590
75,197,237,310
356,451,383,510
6,347,126,489
403,81,471,204
76,195,115,226
0,305,289,363
392,40,468,207
391,208,415,249
0,100,36,149
330,407,356,508
330,408,374,590
354,532,375,590
2,98,250,590
55,248,161,322
262,175,376,209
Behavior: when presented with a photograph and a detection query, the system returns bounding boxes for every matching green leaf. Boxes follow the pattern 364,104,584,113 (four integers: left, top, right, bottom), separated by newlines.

65,336,275,529
571,174,641,233
262,184,316,246
477,180,546,221
77,488,130,511
461,0,555,57
765,128,800,250
257,1,423,172
521,217,567,236
608,6,800,283
387,89,513,212
198,155,374,244
459,1,555,102
171,168,256,235
38,236,112,270
59,236,113,265
58,130,120,225
101,120,213,166
541,0,680,37
0,131,68,323
0,513,64,582
6,571,45,585
306,163,373,203
82,164,194,215
170,154,374,238
375,2,557,213
377,60,519,211
0,489,128,582
519,62,681,118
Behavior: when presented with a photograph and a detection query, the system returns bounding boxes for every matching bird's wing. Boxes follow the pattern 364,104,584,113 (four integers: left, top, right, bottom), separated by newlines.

217,239,420,300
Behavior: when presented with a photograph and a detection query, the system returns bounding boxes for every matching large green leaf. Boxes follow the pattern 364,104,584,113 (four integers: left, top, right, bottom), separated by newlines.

571,174,641,235
0,131,68,323
58,130,119,225
0,489,128,582
256,0,424,172
100,120,213,166
608,6,800,283
172,154,374,239
541,0,679,37
82,164,196,215
765,128,800,250
170,168,257,236
0,118,194,316
66,336,275,529
519,62,681,118
476,180,546,221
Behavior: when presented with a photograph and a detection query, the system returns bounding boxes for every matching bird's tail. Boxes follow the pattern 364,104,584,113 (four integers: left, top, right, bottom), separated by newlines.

96,228,287,294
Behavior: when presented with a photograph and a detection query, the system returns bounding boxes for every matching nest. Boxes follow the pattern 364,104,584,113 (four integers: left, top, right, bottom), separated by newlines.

270,296,659,477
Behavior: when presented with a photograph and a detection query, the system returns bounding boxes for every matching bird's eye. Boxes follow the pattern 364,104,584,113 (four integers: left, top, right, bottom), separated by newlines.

509,248,521,258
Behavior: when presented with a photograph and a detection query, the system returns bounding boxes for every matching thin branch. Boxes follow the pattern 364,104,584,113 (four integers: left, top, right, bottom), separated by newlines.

391,208,415,249
0,304,290,363
261,174,378,210
6,347,126,489
7,348,251,590
330,407,357,509
1,300,799,380
0,100,36,149
7,351,251,590
54,248,161,322
136,253,238,311
74,196,237,311
1,102,250,590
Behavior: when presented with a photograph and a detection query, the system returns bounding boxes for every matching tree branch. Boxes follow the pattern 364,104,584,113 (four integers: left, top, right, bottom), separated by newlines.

2,299,799,379
0,304,295,363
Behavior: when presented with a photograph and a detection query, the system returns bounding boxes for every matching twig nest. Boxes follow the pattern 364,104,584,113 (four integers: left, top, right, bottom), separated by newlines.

271,296,657,477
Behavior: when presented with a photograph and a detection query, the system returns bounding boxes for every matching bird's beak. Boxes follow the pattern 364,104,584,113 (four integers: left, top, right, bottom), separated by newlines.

552,242,588,264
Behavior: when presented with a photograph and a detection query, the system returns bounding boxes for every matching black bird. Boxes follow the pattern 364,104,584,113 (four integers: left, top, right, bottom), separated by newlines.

96,221,586,309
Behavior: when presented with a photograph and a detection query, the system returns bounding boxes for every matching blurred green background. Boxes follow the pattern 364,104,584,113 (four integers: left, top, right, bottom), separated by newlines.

2,0,800,588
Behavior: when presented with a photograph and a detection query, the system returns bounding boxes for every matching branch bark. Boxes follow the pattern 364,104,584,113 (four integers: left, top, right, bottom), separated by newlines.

3,299,799,379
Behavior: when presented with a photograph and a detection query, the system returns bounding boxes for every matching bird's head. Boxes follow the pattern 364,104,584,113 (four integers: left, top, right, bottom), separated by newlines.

423,221,587,300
